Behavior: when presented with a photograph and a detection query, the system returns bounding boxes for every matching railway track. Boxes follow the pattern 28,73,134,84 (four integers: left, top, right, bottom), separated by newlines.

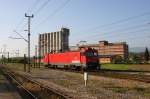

89,71,150,83
1,67,73,99
47,67,150,83
1,68,37,99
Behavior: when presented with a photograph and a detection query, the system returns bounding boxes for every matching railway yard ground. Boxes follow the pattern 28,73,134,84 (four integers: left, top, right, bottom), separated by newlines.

0,67,22,99
1,63,150,99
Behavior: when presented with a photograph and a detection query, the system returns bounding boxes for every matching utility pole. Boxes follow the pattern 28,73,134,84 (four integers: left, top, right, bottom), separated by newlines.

38,41,41,68
24,54,27,72
2,55,4,64
35,45,38,67
25,13,34,73
7,52,9,63
3,44,7,58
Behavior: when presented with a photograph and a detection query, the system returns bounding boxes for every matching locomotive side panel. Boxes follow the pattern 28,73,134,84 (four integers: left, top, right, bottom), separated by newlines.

43,48,100,70
44,52,82,66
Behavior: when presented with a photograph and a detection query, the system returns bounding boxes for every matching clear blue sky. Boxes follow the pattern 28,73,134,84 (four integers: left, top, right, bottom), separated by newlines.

0,0,150,56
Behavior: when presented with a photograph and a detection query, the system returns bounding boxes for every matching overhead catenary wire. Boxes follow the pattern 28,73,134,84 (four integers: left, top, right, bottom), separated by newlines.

13,1,150,49
15,0,47,32
71,22,150,47
100,28,150,39
70,12,150,45
15,17,26,31
78,11,150,34
90,28,150,41
73,17,150,40
70,12,150,42
27,0,41,14
88,23,149,37
81,32,150,48
111,32,150,43
110,35,150,48
73,22,150,42
14,0,40,33
33,0,52,15
33,0,71,29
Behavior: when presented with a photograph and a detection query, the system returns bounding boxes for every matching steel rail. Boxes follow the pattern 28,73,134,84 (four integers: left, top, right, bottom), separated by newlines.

5,69,73,99
3,69,38,99
45,67,150,83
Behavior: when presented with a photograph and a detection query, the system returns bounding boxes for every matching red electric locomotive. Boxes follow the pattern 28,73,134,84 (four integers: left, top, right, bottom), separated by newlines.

43,47,100,70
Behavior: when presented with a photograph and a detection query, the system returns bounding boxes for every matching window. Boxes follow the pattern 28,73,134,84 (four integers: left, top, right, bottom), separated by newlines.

85,52,98,57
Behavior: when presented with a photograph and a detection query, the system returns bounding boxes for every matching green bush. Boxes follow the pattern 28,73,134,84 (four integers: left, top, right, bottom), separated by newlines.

112,56,124,64
9,57,25,63
111,87,128,93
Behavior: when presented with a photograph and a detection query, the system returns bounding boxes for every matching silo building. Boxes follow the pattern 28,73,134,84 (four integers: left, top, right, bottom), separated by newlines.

38,28,69,57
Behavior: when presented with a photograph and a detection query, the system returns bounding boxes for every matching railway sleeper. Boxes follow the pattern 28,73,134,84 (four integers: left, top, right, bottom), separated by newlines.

2,68,73,99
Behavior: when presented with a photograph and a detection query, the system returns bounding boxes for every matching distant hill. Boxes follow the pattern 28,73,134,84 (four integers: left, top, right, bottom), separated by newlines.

129,47,145,53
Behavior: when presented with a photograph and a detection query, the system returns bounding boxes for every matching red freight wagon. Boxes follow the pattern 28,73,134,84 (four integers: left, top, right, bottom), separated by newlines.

43,48,99,70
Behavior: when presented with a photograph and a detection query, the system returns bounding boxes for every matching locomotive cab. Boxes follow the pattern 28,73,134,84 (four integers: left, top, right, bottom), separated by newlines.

80,47,100,70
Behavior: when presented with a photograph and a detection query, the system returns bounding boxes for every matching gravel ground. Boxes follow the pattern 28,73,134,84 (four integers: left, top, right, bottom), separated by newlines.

5,64,150,99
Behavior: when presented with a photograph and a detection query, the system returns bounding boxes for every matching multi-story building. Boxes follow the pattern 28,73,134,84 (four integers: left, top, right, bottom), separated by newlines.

78,41,129,63
38,28,69,57
99,41,128,60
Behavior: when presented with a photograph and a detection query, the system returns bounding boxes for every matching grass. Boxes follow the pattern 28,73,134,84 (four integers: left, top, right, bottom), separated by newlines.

144,93,150,97
5,62,150,72
0,69,4,78
101,64,130,71
5,63,45,72
134,86,145,92
5,63,24,71
133,86,150,97
101,63,150,71
110,87,128,93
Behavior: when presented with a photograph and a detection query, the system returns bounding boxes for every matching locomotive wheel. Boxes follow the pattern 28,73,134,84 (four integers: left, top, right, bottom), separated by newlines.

65,65,69,70
55,65,57,69
76,66,81,71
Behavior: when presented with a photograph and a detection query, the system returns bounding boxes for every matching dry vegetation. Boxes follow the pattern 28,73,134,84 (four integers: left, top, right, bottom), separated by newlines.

5,63,150,99
130,64,150,71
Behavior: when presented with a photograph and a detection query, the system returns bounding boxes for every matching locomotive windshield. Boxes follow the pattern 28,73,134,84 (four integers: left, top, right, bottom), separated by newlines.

81,51,98,57
85,52,98,57
80,48,98,57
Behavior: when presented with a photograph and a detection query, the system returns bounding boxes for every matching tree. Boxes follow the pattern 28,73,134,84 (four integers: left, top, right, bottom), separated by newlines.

113,55,124,64
132,54,141,63
144,47,149,62
129,52,144,64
